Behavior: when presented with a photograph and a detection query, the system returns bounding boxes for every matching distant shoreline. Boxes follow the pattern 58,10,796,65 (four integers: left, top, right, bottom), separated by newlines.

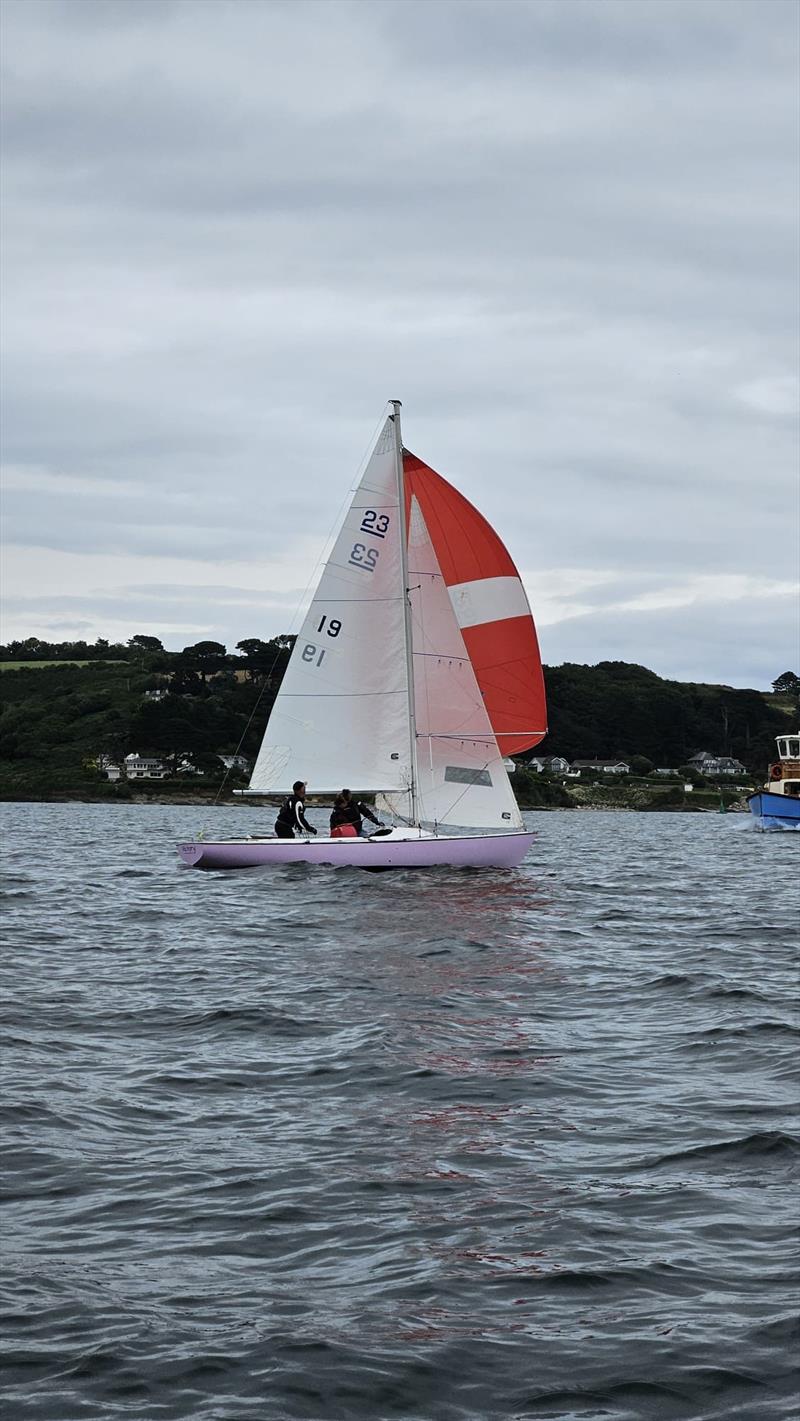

0,791,751,814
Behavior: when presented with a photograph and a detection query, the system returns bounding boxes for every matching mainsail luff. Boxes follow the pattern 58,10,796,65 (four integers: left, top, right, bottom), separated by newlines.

390,400,420,826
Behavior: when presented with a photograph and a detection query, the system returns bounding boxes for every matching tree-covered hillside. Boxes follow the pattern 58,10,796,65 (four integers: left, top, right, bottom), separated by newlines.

0,636,292,797
0,637,795,798
537,661,794,770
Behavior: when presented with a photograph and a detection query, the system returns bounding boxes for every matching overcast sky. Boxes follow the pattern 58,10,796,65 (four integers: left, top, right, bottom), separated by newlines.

1,0,798,687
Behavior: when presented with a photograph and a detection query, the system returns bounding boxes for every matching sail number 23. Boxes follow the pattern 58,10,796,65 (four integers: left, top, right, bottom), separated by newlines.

360,510,390,538
348,509,389,572
348,543,379,573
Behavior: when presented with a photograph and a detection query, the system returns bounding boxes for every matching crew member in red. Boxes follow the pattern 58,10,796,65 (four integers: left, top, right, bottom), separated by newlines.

330,789,381,837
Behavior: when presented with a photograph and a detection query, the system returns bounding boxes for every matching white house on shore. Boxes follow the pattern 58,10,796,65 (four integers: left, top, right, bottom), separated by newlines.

527,755,628,776
687,751,746,776
124,753,169,780
220,754,251,772
571,759,631,775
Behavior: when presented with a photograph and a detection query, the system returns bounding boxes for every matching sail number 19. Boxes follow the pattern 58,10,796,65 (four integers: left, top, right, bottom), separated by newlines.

301,615,342,669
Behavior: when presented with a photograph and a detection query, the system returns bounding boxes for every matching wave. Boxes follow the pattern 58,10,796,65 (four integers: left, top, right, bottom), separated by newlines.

697,1021,799,1041
633,1131,800,1170
645,972,695,988
701,985,771,1002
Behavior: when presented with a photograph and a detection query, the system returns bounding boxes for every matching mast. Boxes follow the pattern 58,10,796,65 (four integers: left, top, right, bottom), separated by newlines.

391,399,420,825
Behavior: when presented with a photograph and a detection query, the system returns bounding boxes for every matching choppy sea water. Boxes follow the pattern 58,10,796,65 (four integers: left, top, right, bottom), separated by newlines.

0,802,797,1421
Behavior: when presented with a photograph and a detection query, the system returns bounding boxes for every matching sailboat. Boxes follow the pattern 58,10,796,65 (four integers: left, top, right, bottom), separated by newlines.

178,402,547,870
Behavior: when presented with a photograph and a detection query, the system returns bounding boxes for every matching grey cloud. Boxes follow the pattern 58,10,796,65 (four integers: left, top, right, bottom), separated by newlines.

2,480,290,561
540,592,799,690
3,582,302,618
1,584,303,649
390,0,790,77
1,0,797,683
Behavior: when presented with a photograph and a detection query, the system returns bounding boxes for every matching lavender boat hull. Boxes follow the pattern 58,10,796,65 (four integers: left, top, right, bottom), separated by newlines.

177,829,535,871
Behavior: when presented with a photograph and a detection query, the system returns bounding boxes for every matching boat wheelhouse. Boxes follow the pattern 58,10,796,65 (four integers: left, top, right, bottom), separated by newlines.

747,732,800,830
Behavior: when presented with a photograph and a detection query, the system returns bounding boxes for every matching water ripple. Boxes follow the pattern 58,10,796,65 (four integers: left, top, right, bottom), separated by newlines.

0,803,797,1420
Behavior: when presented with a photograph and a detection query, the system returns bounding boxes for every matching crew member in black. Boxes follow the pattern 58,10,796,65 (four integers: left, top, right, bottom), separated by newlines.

274,781,317,839
329,788,381,837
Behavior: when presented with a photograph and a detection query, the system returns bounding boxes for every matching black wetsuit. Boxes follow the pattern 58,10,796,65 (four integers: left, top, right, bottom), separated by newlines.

275,794,317,839
329,800,381,836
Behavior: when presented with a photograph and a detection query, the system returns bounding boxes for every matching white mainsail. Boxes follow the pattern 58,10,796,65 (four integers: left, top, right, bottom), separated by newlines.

378,495,523,830
248,417,413,795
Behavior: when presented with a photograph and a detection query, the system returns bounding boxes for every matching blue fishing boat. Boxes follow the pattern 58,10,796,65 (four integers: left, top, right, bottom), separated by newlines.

748,732,800,830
